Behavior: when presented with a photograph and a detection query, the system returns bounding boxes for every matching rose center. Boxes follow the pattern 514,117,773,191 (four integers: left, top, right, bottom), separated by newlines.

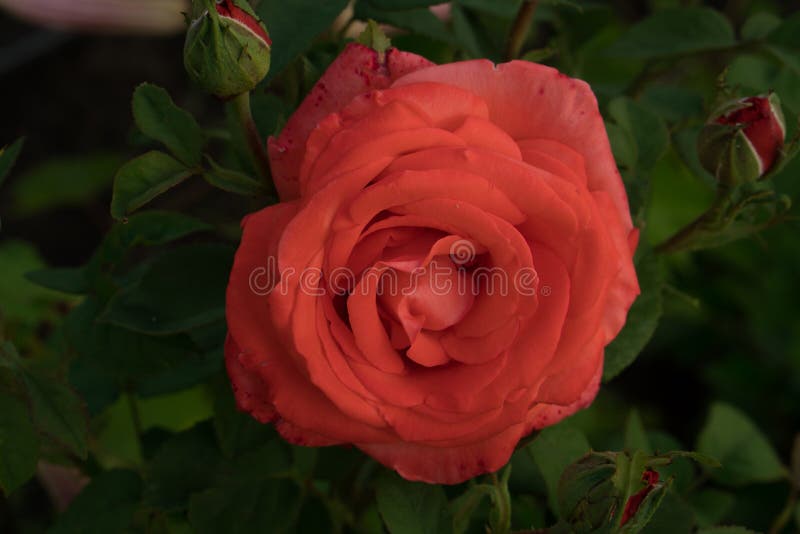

377,255,476,367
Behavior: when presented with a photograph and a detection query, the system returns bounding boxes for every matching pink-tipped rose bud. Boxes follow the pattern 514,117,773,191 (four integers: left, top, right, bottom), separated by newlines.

184,0,271,98
698,93,786,185
620,469,660,526
558,452,669,532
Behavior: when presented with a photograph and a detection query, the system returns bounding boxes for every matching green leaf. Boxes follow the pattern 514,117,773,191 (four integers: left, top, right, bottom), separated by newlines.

607,122,638,175
696,402,787,485
640,85,705,124
607,8,735,58
203,156,267,196
50,470,142,534
689,489,735,528
368,0,444,8
65,298,221,414
451,4,485,59
639,491,695,534
145,424,222,509
111,151,196,221
767,11,800,50
527,421,591,514
189,477,302,534
0,137,24,188
355,2,454,43
22,365,89,458
100,243,234,335
250,92,290,140
93,211,212,270
0,342,88,458
132,83,203,166
25,266,88,295
28,211,211,296
625,409,653,454
659,451,720,469
741,12,781,41
0,392,40,494
0,241,66,326
138,387,214,435
646,433,694,493
376,472,453,534
357,19,393,55
458,0,521,18
10,153,123,218
521,47,557,63
256,0,350,82
609,97,670,172
603,253,664,381
212,384,275,459
696,528,758,534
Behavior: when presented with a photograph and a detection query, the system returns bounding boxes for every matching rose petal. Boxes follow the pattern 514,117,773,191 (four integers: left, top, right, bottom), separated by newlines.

392,60,633,229
268,43,433,200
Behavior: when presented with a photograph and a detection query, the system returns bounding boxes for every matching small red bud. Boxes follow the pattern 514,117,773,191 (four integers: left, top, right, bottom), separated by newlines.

620,469,660,526
215,0,271,46
714,94,785,175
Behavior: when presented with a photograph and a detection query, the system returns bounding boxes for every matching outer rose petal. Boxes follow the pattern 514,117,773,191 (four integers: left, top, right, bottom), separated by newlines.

268,43,433,200
392,60,633,229
359,361,602,485
225,335,274,423
226,201,390,445
526,357,603,431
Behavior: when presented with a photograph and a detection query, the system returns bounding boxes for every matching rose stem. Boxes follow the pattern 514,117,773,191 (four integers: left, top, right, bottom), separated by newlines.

506,0,539,61
653,188,731,255
768,485,797,534
126,390,144,460
232,91,277,196
490,469,512,534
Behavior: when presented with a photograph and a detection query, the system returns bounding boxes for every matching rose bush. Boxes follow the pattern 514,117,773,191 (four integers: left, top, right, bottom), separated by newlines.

225,43,639,484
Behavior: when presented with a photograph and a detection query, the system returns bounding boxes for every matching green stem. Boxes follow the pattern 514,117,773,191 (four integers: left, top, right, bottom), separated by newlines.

768,486,797,534
506,0,539,61
490,470,512,534
126,391,144,461
653,191,730,255
232,91,276,196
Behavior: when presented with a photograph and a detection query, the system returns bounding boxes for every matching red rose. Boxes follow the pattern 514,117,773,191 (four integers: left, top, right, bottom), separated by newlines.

225,43,639,484
697,93,786,185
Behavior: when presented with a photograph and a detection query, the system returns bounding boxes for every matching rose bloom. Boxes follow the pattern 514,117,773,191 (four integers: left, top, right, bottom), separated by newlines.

226,43,639,484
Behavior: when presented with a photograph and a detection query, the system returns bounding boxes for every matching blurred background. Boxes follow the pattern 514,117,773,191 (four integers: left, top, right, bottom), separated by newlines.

1,0,799,532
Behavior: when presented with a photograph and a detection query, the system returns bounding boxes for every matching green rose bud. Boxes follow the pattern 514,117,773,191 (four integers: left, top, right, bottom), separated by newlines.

558,452,620,534
697,93,786,185
557,451,669,534
184,0,271,99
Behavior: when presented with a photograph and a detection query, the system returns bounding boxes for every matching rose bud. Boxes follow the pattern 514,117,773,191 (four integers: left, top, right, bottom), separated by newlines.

620,469,661,528
697,93,786,185
557,452,620,531
558,452,668,532
184,0,271,98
